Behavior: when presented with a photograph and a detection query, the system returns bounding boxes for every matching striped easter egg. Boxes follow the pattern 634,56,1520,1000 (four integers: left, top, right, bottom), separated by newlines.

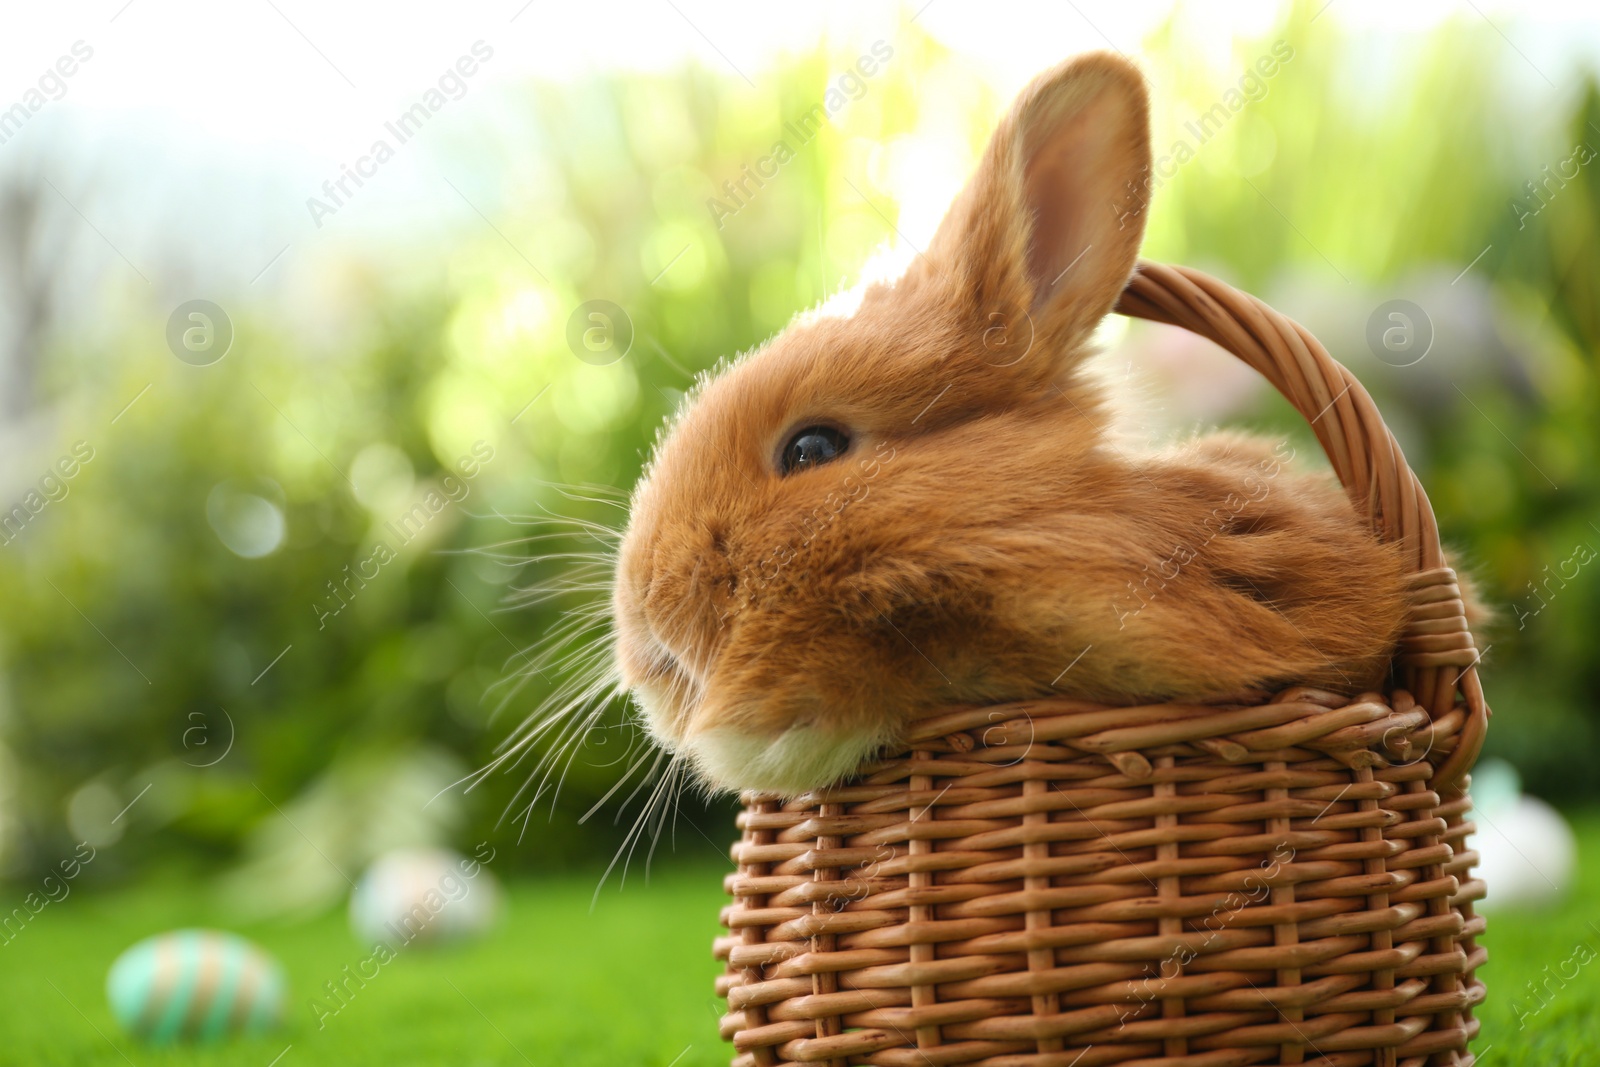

106,929,286,1043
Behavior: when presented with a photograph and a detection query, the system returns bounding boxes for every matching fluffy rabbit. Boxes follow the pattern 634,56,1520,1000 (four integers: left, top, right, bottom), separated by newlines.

612,52,1410,796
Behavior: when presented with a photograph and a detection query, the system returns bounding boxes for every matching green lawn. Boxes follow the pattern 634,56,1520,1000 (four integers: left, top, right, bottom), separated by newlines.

2,815,1597,1065
1463,809,1600,1065
0,861,733,1066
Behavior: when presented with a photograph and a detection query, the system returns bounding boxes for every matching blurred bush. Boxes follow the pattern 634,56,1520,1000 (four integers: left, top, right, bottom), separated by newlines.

0,6,1597,889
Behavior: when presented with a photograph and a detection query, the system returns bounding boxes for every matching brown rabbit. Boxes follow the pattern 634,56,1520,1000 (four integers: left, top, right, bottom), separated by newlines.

611,52,1410,796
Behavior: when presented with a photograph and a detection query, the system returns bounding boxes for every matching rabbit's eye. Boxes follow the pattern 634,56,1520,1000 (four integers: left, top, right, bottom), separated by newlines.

780,425,849,475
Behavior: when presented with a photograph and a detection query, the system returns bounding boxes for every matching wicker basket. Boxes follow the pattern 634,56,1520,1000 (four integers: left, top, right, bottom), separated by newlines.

713,262,1491,1067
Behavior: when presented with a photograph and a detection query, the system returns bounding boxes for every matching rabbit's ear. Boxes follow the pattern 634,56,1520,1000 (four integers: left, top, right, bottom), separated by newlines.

922,52,1151,360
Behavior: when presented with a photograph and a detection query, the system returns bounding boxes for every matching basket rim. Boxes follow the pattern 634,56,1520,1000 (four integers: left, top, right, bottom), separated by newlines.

740,684,1471,806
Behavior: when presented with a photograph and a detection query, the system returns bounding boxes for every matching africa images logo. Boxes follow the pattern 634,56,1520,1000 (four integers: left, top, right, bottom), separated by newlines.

305,41,495,228
1113,40,1294,229
705,41,894,229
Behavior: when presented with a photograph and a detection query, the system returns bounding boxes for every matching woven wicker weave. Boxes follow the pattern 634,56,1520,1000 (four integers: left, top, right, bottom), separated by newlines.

713,262,1490,1067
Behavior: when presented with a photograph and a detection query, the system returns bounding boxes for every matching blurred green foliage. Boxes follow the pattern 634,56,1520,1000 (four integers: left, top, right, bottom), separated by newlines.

1,6,1597,890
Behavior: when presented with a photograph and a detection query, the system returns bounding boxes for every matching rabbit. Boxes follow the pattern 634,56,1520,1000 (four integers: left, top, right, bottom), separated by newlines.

610,51,1413,797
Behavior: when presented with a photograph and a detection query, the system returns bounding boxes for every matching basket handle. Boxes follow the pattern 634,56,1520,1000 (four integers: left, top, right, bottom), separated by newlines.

1113,261,1488,792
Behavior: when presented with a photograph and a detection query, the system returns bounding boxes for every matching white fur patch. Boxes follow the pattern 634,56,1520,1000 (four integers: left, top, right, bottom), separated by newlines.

689,724,883,796
630,678,680,753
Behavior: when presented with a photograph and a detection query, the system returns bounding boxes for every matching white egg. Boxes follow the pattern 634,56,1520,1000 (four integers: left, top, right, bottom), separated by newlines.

348,848,501,947
1468,762,1577,911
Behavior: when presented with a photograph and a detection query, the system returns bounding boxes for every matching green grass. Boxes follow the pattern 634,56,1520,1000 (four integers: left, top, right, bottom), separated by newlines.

0,861,733,1066
1467,809,1600,1064
2,816,1598,1065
